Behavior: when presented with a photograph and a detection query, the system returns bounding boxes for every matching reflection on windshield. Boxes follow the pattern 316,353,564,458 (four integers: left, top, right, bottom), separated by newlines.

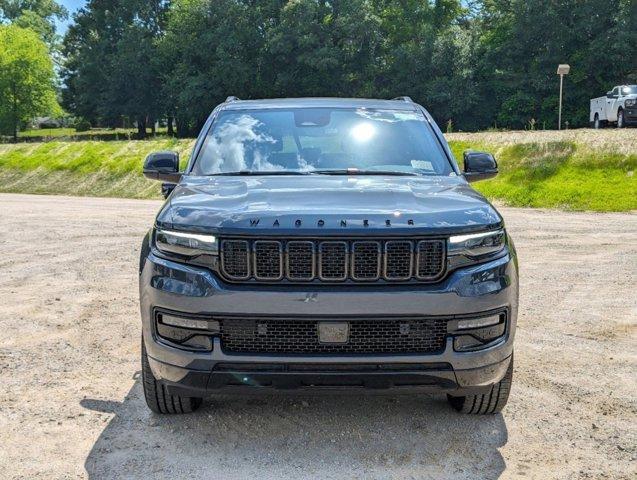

194,108,452,176
200,115,281,173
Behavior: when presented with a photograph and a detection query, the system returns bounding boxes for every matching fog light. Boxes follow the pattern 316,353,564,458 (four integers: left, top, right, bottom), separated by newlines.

454,335,484,351
452,313,506,352
160,313,219,332
456,314,500,330
155,313,218,351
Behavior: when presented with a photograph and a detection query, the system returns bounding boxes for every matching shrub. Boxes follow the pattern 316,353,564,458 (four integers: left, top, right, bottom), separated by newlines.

74,118,91,132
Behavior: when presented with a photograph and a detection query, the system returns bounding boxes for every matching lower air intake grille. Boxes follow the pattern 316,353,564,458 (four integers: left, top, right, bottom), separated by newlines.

219,317,447,354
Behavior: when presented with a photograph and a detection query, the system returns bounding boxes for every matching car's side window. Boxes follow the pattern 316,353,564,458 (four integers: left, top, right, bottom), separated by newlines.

611,87,619,97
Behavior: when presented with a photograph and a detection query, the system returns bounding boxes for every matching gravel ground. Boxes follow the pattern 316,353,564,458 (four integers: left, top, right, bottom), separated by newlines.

0,193,635,479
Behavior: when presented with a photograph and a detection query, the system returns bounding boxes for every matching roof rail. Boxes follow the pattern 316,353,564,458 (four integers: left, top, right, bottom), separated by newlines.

225,96,240,102
392,96,414,103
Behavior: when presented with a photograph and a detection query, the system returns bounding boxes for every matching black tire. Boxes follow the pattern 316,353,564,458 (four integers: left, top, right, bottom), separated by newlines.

141,337,203,414
447,354,513,414
617,109,624,128
593,114,600,129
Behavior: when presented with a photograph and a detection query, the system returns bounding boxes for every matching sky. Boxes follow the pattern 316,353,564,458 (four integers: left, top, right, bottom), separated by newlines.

57,0,86,34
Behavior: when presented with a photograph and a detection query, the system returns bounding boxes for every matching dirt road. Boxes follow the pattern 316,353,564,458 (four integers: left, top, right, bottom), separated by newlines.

0,193,635,479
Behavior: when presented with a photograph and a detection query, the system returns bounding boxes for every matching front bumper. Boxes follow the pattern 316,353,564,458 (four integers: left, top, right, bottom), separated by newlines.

140,250,518,397
624,107,637,124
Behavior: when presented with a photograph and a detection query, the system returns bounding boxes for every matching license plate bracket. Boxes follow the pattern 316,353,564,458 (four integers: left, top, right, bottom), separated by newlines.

317,322,349,344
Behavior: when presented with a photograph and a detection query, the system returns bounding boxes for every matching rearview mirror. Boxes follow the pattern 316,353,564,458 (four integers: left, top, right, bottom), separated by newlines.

143,151,181,183
463,151,498,182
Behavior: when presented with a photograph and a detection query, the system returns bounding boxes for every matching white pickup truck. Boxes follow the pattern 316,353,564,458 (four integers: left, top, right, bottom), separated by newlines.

590,85,637,128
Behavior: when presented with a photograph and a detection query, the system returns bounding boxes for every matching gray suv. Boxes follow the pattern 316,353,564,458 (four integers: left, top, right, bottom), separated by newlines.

139,97,518,415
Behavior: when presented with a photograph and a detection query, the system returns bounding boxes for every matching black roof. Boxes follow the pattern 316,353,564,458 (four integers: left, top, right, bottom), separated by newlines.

220,97,419,111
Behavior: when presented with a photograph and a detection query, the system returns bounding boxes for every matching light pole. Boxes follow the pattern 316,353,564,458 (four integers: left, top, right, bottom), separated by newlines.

557,64,570,130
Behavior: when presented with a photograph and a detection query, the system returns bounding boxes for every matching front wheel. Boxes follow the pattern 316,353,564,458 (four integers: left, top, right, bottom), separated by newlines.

141,336,203,414
617,110,624,128
447,354,513,414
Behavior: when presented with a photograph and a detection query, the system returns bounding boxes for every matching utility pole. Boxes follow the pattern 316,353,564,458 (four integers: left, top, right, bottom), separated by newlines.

557,64,570,130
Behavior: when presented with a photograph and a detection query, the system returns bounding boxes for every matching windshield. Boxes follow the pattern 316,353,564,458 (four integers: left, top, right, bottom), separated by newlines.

192,108,454,176
621,85,637,95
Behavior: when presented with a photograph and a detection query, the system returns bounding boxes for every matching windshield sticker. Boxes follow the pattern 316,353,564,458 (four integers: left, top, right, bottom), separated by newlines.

411,160,434,171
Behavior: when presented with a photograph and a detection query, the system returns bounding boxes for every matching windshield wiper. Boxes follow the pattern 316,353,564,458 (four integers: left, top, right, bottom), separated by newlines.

313,169,420,176
210,170,313,176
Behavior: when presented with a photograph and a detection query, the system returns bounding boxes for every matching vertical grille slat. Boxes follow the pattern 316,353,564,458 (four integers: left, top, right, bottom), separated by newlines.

220,238,446,283
319,241,348,280
417,240,445,279
384,241,413,280
286,241,315,280
253,241,283,280
351,241,381,280
220,240,250,279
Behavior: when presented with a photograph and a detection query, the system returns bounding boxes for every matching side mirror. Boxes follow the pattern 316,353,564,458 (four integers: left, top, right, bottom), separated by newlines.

606,91,614,98
463,151,498,182
143,151,181,183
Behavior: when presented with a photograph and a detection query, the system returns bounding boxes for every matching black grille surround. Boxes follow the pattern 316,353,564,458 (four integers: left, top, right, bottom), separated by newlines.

219,316,448,355
219,237,446,284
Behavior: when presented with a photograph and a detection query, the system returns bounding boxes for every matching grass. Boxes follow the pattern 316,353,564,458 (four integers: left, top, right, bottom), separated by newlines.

0,129,635,211
18,127,78,137
17,127,171,137
0,139,194,199
446,129,636,211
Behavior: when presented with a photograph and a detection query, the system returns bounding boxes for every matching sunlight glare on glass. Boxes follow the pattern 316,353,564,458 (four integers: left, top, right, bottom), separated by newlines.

350,122,375,142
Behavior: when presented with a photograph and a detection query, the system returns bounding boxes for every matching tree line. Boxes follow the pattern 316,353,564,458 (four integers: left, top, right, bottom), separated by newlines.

2,1,636,139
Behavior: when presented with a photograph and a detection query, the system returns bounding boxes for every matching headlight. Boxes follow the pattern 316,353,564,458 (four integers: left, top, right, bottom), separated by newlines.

626,99,636,107
155,228,218,257
448,229,505,258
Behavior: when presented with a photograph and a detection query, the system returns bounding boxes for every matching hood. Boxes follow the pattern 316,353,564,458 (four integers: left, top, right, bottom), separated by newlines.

155,175,502,236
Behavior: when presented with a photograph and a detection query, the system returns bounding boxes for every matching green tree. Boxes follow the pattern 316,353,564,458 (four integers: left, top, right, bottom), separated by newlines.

0,0,67,49
159,0,265,136
475,0,636,129
61,0,167,136
0,24,61,140
58,0,637,133
265,0,382,97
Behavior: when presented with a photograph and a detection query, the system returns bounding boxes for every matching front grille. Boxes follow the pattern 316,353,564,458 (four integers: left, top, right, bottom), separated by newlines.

220,240,249,279
417,240,445,278
319,241,348,280
385,241,412,280
286,241,314,279
254,241,282,280
220,238,446,283
219,317,448,354
352,242,381,280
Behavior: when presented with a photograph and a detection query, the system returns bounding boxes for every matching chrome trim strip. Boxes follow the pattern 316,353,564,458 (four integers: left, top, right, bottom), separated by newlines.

253,240,284,281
